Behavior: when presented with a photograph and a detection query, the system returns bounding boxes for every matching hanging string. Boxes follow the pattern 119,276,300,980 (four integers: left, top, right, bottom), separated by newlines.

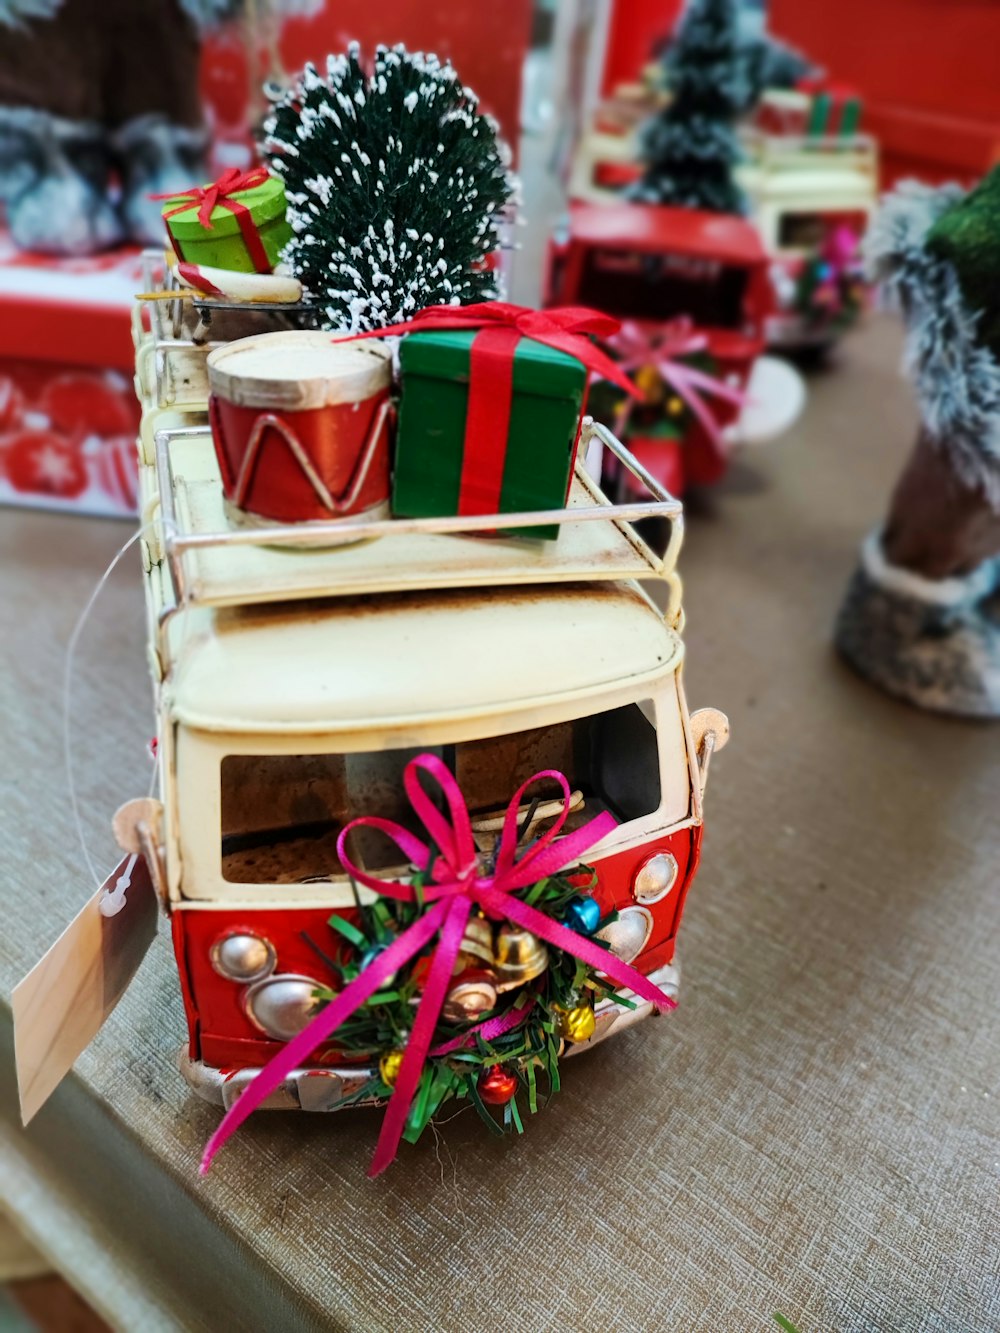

62,523,154,911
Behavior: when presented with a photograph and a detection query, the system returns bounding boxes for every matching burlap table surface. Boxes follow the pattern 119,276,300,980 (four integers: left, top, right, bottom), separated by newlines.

1,316,997,1332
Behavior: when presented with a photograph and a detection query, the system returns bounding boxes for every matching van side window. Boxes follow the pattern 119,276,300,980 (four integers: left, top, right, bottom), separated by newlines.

777,211,865,253
219,701,661,884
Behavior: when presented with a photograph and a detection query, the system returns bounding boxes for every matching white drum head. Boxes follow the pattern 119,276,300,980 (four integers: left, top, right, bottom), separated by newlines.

208,331,391,410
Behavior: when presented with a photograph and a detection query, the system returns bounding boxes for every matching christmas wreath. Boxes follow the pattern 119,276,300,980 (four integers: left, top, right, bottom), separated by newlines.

311,857,619,1145
201,755,676,1176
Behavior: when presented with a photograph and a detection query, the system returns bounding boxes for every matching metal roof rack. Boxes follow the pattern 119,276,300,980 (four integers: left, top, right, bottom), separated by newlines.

743,128,878,174
132,252,320,417
149,418,684,671
132,252,221,415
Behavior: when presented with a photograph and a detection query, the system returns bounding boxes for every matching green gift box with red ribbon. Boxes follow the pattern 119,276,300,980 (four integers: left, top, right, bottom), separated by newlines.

385,303,639,541
159,167,292,275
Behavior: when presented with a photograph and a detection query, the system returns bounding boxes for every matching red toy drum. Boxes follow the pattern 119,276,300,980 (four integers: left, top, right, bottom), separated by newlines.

207,331,392,525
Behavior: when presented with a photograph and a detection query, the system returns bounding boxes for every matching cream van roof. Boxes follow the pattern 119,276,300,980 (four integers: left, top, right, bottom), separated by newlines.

167,581,681,733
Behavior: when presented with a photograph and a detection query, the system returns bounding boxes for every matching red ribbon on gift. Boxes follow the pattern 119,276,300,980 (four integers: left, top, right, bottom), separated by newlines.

200,754,676,1179
610,318,751,460
339,303,642,517
152,166,272,275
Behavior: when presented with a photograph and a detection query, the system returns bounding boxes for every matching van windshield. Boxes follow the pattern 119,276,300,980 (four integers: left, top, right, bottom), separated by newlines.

220,700,660,884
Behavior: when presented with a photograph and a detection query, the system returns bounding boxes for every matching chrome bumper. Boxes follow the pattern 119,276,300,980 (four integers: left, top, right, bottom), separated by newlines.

179,959,681,1111
765,313,841,348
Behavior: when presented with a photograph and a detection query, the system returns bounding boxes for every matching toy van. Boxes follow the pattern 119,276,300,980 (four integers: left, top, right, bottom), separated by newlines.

121,413,728,1113
741,121,877,350
566,94,876,354
547,202,770,491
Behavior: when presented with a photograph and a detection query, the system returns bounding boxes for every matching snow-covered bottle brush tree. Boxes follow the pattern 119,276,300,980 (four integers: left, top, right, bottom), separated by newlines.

263,44,516,333
628,0,748,215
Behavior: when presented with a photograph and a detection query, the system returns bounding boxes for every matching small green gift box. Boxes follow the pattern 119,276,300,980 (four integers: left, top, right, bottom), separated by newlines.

392,329,589,540
160,169,292,275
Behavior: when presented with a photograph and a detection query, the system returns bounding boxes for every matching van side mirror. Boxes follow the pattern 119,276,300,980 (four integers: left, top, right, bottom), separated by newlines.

113,797,168,909
689,708,730,795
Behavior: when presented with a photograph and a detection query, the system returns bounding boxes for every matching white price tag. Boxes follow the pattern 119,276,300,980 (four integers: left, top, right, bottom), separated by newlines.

13,854,158,1125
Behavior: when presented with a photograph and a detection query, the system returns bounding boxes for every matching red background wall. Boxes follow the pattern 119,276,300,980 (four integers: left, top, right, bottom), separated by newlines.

602,0,683,95
203,3,533,153
768,0,1000,184
280,5,532,142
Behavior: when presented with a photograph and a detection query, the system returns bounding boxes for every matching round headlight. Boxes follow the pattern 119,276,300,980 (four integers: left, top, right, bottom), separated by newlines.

595,905,653,964
632,852,679,905
243,974,320,1041
210,931,277,983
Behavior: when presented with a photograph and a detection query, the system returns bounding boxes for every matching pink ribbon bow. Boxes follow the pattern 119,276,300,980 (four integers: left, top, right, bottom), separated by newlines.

822,224,862,274
610,318,750,455
200,754,676,1179
153,165,271,230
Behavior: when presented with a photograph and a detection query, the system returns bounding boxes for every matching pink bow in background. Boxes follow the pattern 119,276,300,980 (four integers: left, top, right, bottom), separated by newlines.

610,318,750,454
822,224,863,276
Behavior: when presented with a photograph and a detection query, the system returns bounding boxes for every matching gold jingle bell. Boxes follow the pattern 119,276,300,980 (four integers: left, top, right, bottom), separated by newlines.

559,1003,596,1043
455,915,494,970
442,968,498,1023
666,394,685,418
635,364,662,401
493,925,548,992
379,1049,405,1087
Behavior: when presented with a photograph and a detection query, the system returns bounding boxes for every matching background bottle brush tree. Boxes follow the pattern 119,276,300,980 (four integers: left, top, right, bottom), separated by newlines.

835,169,1000,716
630,0,749,215
263,44,516,332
